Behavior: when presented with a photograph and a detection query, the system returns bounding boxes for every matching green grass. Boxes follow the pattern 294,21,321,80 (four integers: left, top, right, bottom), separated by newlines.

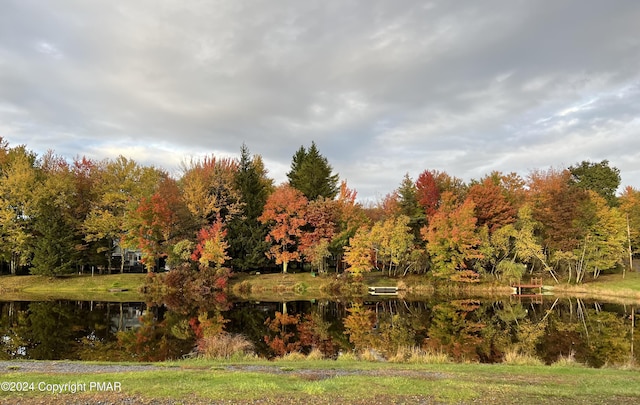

550,271,640,304
2,359,640,404
0,274,146,301
589,271,640,291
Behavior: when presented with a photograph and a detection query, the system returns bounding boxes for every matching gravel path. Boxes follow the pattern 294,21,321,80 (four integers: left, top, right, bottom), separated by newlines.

0,361,448,380
0,361,167,374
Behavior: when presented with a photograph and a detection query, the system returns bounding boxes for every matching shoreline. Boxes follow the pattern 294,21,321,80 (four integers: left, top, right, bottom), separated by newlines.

1,271,640,304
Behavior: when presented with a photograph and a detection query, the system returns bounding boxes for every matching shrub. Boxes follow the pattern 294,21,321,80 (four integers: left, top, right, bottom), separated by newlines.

389,346,452,364
276,352,306,361
306,348,325,360
551,351,585,368
359,349,386,362
502,349,544,366
197,333,254,359
336,351,358,362
236,280,252,294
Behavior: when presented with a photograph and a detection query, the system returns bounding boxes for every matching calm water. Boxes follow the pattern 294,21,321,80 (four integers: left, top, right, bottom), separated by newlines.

0,297,637,367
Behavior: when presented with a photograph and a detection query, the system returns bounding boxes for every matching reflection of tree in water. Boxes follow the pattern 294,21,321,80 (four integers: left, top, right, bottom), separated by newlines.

116,263,236,361
260,301,348,359
26,302,93,360
344,300,432,358
0,301,148,361
143,265,233,315
1,297,638,366
116,308,196,361
424,300,484,362
538,299,633,367
0,301,30,359
224,302,276,356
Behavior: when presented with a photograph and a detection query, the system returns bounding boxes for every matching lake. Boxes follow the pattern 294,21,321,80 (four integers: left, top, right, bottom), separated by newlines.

0,296,637,367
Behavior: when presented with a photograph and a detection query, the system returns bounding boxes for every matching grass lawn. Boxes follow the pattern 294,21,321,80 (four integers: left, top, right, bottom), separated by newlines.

0,273,146,301
2,359,640,404
549,271,640,304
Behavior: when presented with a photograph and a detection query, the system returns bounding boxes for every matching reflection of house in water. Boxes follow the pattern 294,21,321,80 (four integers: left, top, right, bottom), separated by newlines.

106,302,145,333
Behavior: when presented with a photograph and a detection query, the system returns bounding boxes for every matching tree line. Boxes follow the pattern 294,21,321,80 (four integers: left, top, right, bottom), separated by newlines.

0,136,638,284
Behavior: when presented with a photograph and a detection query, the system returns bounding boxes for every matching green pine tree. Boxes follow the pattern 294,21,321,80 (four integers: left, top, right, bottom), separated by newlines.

397,173,425,237
31,202,77,276
287,141,339,200
226,144,274,271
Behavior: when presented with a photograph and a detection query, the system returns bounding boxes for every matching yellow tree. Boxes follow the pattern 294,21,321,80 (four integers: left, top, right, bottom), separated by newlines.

343,226,373,279
0,145,40,274
490,204,556,283
180,156,241,226
369,215,415,276
31,153,80,276
83,156,160,272
573,191,627,282
620,186,640,273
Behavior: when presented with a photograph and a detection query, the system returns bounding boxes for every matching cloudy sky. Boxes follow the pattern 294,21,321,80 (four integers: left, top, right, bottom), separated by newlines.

2,1,640,201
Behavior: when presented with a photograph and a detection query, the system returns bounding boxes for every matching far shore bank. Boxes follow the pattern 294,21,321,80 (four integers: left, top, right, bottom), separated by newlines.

1,270,640,303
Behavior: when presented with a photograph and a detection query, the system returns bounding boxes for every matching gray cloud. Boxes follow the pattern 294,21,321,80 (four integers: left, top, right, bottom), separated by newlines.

2,0,640,201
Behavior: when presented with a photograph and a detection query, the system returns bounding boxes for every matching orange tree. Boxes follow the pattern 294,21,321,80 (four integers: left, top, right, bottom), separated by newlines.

258,184,308,273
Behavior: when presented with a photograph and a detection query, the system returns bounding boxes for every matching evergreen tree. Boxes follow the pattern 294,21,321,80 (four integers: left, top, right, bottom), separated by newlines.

397,173,424,238
287,141,339,200
31,153,82,276
31,202,77,276
226,144,274,271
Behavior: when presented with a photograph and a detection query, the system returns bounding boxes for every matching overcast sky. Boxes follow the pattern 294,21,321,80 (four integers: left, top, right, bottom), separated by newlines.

2,1,640,201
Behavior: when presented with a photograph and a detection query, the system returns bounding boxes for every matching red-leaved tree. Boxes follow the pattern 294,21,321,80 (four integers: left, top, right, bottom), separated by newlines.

466,178,516,234
416,169,441,219
125,176,191,271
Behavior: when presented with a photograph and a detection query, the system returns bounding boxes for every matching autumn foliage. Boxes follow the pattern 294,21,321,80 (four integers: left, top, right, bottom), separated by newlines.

416,169,441,218
466,178,516,234
191,218,230,268
258,184,308,273
0,135,634,285
423,192,485,280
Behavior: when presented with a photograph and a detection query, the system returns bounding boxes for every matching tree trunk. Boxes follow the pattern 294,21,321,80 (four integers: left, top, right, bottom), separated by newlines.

568,262,572,285
631,305,635,361
107,241,113,274
119,303,124,331
627,214,633,279
577,241,587,284
120,245,125,274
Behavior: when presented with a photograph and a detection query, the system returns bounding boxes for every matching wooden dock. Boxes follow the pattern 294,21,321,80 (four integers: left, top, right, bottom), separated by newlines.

368,286,398,296
510,294,543,304
512,278,543,295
